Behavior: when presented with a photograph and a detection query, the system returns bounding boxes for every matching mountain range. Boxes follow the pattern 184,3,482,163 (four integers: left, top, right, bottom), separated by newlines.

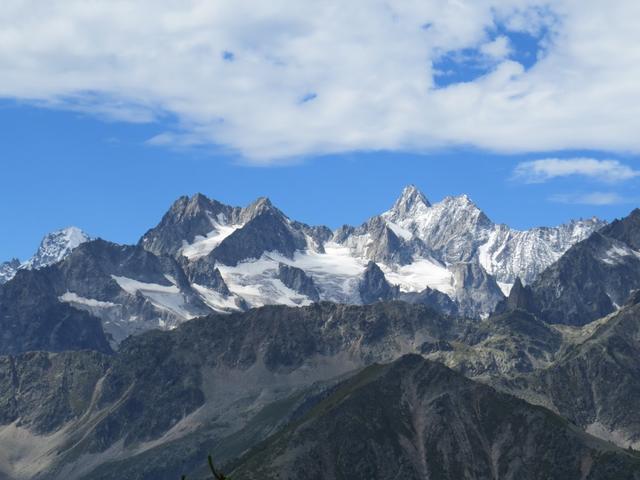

0,186,604,349
1,186,640,479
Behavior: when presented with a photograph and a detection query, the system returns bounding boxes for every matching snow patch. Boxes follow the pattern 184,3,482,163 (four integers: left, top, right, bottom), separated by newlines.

110,275,196,320
181,223,242,260
497,282,513,297
217,255,316,308
216,244,366,306
192,283,241,312
380,258,454,296
599,244,640,265
385,221,413,240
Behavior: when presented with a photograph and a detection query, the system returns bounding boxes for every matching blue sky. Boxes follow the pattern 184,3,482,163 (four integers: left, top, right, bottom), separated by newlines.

2,101,638,261
1,1,640,260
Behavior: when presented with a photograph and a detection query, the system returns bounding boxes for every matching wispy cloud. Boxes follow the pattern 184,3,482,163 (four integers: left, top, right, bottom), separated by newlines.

549,192,628,205
513,158,640,184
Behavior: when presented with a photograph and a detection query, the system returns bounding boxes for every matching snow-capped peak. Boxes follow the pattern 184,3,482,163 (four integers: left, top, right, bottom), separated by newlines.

21,226,92,270
386,185,431,220
0,258,21,284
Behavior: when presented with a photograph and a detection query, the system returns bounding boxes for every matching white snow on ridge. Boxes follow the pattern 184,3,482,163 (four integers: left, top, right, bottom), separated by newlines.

600,244,640,266
192,283,242,312
384,221,413,241
111,275,180,295
287,243,368,303
215,242,458,305
181,223,242,260
497,282,513,297
110,275,196,320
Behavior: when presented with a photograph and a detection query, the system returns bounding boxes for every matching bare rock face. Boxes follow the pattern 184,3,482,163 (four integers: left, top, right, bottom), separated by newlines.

494,277,535,314
183,258,230,295
398,287,459,317
139,193,242,257
0,267,112,355
358,261,399,304
449,260,505,318
205,203,308,266
277,263,320,301
0,239,213,349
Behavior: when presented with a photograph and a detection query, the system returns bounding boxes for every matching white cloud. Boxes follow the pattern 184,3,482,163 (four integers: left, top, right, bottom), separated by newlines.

549,192,628,206
2,1,640,162
480,36,512,60
513,158,640,183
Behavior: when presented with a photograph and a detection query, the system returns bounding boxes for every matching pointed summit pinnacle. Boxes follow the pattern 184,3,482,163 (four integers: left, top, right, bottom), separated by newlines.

390,185,431,218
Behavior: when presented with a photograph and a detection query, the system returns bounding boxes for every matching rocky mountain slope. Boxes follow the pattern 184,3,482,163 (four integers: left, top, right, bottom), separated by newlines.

231,355,640,480
500,292,640,450
0,239,216,350
1,297,640,479
0,302,463,480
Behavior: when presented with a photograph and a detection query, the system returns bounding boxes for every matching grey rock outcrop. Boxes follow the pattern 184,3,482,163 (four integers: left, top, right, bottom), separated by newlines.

450,260,505,317
277,263,320,301
0,239,212,349
399,287,459,316
0,267,112,354
358,261,399,304
494,277,535,314
503,299,640,449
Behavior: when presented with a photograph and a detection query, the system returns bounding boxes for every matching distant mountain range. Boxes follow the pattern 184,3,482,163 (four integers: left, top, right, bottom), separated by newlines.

0,186,605,348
